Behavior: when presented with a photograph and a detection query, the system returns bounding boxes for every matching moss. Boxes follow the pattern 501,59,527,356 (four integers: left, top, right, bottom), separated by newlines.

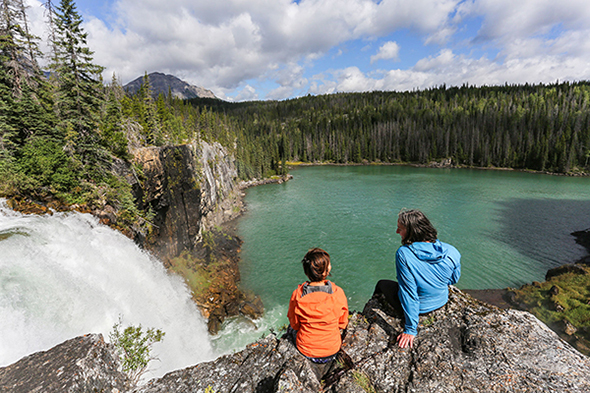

168,251,212,299
514,269,590,325
513,267,590,354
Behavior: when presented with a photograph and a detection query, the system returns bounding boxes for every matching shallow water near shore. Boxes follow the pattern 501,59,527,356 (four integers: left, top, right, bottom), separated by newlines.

212,165,590,352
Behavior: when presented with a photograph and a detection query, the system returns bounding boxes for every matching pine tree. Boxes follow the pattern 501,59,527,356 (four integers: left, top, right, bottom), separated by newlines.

49,0,108,179
101,73,128,159
1,0,54,153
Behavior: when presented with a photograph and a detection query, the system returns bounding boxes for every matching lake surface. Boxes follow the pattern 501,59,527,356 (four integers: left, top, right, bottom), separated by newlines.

213,165,590,350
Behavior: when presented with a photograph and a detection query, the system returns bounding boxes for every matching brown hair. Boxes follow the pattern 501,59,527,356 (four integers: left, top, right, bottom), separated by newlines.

301,248,331,282
398,209,438,245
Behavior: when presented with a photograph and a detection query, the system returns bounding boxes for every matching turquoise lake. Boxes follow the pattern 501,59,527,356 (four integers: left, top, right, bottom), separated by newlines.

212,165,590,350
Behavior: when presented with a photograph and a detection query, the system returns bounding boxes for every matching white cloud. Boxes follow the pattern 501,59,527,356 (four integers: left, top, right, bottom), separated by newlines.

232,85,258,101
458,0,590,43
413,49,456,72
26,0,458,95
370,41,400,64
23,0,590,101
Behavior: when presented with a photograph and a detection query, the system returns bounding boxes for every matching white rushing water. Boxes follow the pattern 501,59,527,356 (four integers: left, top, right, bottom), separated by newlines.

0,200,214,380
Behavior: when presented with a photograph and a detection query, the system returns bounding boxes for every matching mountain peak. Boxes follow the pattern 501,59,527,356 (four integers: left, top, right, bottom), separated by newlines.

124,72,217,100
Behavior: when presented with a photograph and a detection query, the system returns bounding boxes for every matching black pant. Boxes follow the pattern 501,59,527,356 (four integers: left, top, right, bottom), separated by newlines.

373,279,403,313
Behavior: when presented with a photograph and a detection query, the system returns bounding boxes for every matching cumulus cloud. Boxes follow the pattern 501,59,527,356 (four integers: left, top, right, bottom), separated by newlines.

25,0,458,96
23,0,590,100
370,41,400,64
458,0,590,43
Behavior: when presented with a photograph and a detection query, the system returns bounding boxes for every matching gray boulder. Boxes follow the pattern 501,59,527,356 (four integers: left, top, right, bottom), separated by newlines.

3,289,588,392
0,334,130,393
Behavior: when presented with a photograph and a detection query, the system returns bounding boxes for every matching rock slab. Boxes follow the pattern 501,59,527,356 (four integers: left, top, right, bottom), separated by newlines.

132,287,590,393
0,334,130,393
4,289,588,393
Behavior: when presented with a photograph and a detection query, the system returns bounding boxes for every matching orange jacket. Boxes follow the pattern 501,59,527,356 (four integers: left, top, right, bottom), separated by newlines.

287,281,348,358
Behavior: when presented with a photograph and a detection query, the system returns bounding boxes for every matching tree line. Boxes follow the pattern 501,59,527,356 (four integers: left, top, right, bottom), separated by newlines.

190,82,590,178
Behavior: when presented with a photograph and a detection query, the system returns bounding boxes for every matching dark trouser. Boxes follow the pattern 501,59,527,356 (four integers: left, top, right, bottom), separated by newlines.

373,279,404,313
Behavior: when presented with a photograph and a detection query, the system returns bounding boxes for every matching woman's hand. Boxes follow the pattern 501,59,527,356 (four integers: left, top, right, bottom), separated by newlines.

396,332,415,348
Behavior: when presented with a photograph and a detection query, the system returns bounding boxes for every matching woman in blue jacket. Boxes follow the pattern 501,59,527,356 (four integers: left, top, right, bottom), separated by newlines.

374,209,461,349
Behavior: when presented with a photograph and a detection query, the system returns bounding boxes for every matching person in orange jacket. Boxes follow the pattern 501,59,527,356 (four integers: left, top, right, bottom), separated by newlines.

287,247,349,363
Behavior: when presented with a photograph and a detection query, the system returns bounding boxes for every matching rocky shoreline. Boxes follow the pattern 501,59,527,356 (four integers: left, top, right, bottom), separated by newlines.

466,227,590,355
287,159,590,176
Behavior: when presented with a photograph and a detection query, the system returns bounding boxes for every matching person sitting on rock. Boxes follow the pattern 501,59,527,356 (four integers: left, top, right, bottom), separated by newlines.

288,247,349,365
373,209,461,349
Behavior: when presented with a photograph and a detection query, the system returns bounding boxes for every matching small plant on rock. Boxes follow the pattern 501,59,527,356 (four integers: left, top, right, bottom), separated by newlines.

109,318,165,385
352,370,377,393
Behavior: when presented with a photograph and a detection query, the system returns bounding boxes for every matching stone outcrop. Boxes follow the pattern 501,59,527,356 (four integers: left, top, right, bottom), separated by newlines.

131,287,590,393
3,289,589,392
130,141,242,261
0,334,130,393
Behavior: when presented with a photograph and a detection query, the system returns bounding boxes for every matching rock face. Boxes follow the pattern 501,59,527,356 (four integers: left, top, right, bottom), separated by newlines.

128,141,262,332
0,334,130,393
3,289,589,393
124,72,217,100
131,141,241,263
131,287,590,393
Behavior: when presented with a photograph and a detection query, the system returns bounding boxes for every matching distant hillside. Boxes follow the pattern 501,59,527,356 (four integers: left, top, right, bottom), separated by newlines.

124,72,217,100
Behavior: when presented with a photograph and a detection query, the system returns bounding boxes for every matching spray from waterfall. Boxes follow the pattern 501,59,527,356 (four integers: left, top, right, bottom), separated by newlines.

0,200,214,380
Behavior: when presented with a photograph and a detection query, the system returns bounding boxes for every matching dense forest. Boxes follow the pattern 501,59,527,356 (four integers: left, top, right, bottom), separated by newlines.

190,82,590,179
2,0,589,218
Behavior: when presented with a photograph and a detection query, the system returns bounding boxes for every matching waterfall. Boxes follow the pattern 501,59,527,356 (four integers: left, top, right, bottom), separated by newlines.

0,200,214,380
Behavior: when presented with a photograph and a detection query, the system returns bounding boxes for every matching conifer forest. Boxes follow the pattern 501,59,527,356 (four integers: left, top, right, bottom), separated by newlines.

2,0,590,214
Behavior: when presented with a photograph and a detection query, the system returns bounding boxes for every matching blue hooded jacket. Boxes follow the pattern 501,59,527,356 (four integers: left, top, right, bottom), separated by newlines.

396,240,461,335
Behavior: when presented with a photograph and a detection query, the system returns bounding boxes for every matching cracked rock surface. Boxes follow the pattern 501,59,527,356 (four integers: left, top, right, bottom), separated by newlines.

0,334,130,393
3,289,588,392
132,287,590,393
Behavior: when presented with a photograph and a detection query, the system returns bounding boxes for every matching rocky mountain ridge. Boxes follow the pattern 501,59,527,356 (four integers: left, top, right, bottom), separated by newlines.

2,288,589,393
124,72,217,99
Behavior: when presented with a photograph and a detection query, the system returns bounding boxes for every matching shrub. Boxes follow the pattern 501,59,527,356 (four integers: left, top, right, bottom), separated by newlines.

109,318,165,385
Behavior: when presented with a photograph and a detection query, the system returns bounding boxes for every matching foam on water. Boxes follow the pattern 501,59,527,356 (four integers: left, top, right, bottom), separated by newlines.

0,200,214,380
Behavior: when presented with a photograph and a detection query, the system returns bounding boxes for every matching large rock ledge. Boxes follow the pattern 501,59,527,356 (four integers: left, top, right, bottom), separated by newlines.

4,288,589,393
132,287,590,393
0,334,130,393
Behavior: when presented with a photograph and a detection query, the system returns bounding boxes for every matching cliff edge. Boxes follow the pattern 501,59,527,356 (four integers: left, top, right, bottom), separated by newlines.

3,288,588,392
130,286,589,392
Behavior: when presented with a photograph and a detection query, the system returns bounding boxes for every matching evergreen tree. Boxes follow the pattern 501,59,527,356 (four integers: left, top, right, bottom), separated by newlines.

101,73,128,159
49,0,107,179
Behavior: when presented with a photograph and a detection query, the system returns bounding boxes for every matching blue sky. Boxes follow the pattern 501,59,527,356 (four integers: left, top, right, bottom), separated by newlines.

26,0,590,101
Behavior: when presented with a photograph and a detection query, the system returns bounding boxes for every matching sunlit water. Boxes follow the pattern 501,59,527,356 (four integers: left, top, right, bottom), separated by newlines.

0,200,214,381
213,165,590,351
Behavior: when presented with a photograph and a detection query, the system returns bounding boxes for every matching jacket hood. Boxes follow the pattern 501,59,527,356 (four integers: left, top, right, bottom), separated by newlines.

407,240,448,264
